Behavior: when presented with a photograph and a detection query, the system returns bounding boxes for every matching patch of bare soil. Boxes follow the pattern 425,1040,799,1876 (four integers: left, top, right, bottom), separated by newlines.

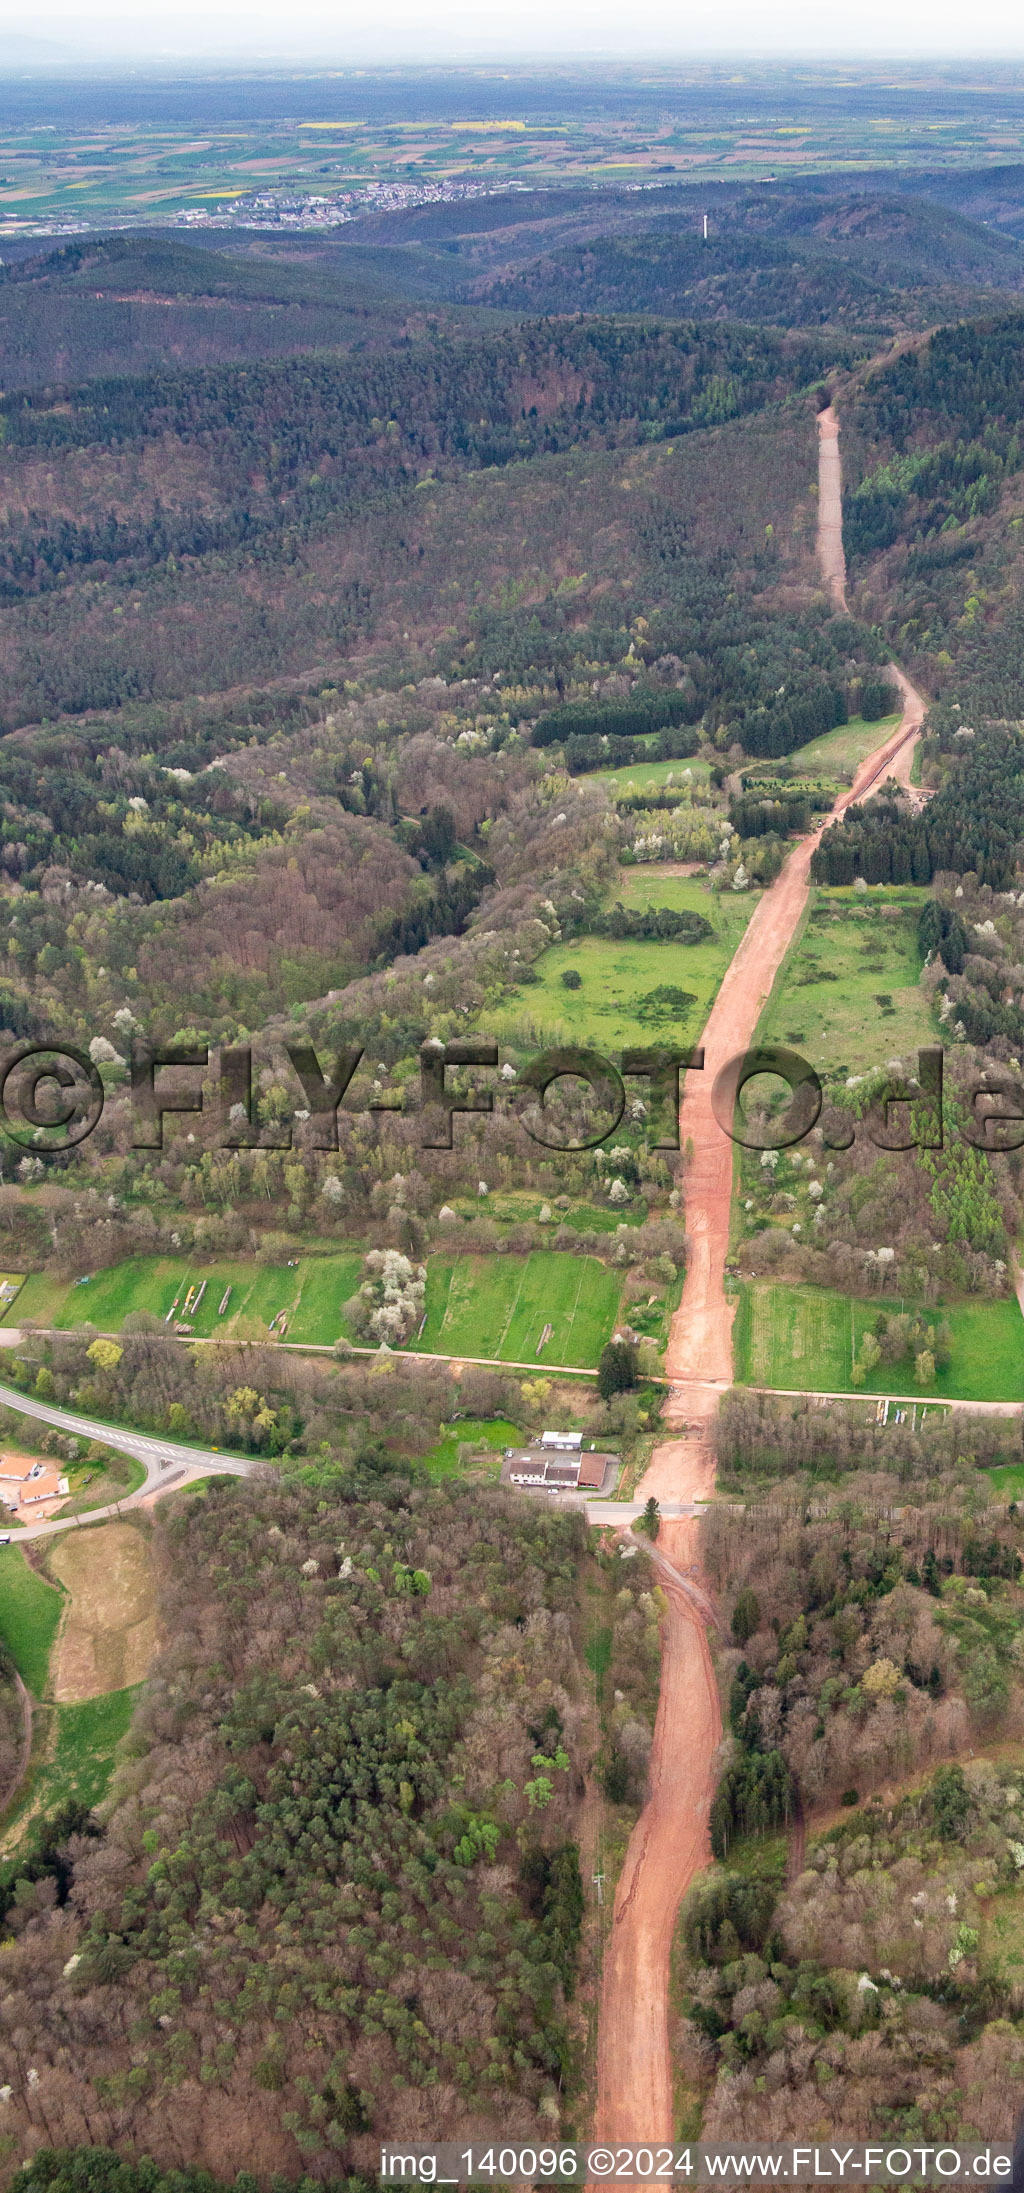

49,1523,157,1701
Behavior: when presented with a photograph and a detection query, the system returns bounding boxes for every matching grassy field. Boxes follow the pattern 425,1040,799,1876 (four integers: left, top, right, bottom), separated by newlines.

9,1247,623,1370
0,1547,63,1699
612,871,740,918
759,886,933,1075
735,1282,1024,1403
44,1687,138,1810
419,1251,622,1368
0,1685,139,1858
419,1418,521,1481
449,1190,645,1231
789,712,902,776
13,1252,364,1346
988,1464,1024,1500
586,755,713,796
494,876,752,1051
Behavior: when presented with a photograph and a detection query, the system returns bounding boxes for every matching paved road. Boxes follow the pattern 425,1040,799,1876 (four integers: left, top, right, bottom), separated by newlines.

0,1377,699,1542
0,1378,253,1540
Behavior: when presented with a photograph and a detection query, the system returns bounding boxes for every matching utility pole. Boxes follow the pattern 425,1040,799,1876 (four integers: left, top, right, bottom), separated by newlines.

593,1871,605,1906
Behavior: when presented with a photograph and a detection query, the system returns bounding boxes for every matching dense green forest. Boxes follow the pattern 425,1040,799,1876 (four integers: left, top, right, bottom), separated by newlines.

812,726,1024,888
841,312,1024,724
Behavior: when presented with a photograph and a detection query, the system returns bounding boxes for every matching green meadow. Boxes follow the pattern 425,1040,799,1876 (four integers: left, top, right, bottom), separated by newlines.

419,1251,623,1368
0,1686,139,1855
735,1281,1024,1403
35,1687,139,1813
987,1465,1024,1501
494,875,752,1050
419,1418,521,1481
8,1248,624,1370
788,711,903,775
759,887,933,1075
0,1547,63,1699
13,1253,364,1347
586,755,713,796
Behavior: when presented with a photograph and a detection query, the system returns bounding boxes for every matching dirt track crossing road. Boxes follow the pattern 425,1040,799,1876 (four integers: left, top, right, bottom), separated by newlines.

591,407,928,2159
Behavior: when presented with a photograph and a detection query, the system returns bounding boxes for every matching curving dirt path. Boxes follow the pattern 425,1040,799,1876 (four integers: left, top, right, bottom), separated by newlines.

591,406,928,2156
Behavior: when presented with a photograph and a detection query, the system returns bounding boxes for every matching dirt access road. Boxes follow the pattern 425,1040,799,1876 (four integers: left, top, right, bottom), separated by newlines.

592,407,927,2153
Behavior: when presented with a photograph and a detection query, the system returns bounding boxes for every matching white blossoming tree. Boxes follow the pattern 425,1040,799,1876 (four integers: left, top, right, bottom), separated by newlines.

344,1248,427,1347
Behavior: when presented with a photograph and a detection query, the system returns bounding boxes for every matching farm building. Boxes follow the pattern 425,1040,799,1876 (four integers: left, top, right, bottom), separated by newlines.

0,1458,70,1520
505,1443,618,1494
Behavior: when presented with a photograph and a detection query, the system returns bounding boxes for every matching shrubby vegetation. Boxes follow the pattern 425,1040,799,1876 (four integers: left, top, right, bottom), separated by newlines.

713,1388,1019,1488
0,1637,24,1811
681,1757,1024,2146
702,1462,1024,1808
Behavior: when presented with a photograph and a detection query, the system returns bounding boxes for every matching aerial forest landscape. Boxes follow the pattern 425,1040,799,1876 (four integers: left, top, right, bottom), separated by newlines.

6,19,1024,2191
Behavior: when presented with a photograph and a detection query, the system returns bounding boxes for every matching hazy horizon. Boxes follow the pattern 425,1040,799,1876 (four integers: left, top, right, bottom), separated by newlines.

5,2,1024,69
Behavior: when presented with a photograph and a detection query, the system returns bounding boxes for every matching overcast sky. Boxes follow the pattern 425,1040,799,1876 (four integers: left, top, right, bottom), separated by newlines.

8,0,1024,63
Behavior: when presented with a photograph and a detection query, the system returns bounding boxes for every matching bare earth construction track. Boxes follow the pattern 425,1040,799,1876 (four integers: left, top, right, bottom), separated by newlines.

592,409,927,2153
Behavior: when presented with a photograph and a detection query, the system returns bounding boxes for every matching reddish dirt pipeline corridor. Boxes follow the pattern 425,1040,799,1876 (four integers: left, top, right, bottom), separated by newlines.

816,403,848,611
590,407,928,2155
593,1520,720,2146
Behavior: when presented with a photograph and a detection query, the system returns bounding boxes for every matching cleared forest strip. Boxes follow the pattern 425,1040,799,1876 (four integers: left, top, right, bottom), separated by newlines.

590,405,929,2161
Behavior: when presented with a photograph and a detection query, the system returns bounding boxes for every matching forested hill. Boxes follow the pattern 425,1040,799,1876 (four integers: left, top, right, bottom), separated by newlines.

0,232,452,388
474,231,898,328
8,172,1024,395
1,316,832,468
0,318,843,730
470,195,1024,329
840,312,1024,724
0,1470,599,2176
